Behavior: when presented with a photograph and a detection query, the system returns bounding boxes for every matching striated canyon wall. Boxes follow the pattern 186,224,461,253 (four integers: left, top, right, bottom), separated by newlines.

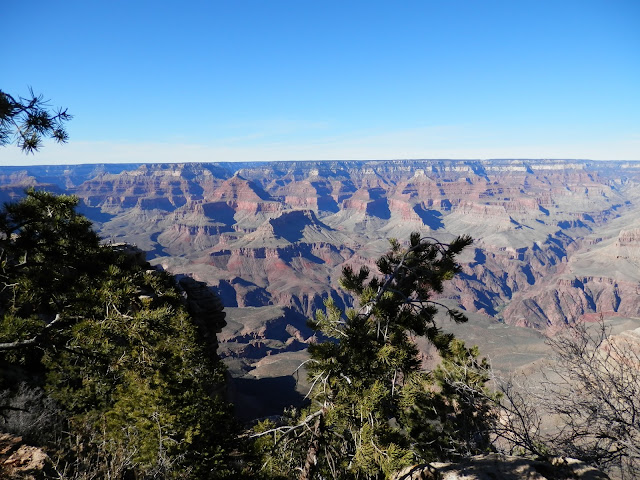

2,159,640,332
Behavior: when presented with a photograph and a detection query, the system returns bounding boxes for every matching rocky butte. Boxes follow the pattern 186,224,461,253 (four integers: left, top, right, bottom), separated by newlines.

2,159,640,417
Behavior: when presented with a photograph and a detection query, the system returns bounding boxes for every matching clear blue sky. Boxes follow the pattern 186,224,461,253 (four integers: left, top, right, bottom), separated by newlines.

2,0,639,165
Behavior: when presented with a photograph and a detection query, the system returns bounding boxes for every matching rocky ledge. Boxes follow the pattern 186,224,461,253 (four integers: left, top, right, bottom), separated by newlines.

392,454,609,480
0,433,52,480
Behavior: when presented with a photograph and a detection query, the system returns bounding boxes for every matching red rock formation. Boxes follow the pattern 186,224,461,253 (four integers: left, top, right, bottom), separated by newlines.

5,159,640,332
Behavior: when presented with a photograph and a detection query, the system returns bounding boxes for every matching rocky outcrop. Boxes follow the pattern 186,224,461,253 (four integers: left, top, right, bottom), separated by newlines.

207,174,282,215
392,455,609,480
0,433,52,480
616,228,640,247
75,163,232,213
502,276,640,330
110,242,149,265
206,242,352,317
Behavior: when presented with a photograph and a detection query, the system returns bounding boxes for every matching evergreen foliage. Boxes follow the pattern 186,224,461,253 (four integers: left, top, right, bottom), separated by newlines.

0,89,72,153
0,190,236,478
401,339,498,461
254,233,497,480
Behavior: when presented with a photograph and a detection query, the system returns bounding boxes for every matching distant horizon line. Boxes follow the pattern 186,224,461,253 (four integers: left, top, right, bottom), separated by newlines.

3,157,640,168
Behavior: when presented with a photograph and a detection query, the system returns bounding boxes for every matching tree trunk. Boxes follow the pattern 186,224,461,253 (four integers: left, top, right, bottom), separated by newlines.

299,408,325,480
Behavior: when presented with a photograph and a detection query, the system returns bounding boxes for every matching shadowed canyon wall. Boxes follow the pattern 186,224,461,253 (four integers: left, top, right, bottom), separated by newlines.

3,159,640,330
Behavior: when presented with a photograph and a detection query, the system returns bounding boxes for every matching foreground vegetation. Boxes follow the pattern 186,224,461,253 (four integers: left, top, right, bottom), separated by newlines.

495,317,640,479
0,190,236,478
251,233,498,479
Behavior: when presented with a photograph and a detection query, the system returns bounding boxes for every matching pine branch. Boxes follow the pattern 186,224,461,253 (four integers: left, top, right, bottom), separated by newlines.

0,313,62,350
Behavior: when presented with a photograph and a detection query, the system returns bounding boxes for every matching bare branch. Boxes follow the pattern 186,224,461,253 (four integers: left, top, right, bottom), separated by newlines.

0,313,63,350
249,408,326,439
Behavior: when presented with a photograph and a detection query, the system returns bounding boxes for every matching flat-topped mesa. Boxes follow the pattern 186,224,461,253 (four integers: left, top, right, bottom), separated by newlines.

529,161,587,171
75,166,206,211
237,162,352,186
342,166,390,190
396,175,495,207
456,202,513,217
221,242,349,264
207,174,282,215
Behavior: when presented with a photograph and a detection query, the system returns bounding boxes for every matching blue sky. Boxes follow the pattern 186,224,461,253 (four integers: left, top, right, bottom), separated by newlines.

2,0,639,165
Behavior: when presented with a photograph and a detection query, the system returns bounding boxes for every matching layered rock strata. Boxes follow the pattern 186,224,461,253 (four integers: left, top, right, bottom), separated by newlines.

2,159,640,330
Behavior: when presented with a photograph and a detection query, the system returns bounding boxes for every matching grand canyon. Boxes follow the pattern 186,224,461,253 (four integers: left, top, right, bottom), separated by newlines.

3,159,640,417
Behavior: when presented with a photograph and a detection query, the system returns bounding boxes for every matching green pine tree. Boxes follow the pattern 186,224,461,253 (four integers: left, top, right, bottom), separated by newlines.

254,233,498,480
0,190,237,479
401,338,499,462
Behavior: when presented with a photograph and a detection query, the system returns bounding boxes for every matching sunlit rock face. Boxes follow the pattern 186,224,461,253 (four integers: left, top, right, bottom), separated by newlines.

3,159,640,329
391,454,609,480
0,433,53,479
